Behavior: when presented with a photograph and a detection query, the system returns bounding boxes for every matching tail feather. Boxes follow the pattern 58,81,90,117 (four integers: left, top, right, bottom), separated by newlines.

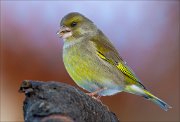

143,89,172,111
125,85,172,111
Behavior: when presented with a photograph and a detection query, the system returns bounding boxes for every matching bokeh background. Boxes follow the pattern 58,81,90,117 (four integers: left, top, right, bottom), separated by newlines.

1,1,179,122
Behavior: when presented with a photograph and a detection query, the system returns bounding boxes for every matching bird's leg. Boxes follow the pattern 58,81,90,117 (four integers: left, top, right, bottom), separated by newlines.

96,95,101,100
86,88,105,101
86,88,103,96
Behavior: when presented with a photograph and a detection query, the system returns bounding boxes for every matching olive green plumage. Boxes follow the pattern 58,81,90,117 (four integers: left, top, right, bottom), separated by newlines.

58,12,171,111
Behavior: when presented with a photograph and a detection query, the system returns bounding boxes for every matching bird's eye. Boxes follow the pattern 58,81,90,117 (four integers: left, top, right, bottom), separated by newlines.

71,22,77,27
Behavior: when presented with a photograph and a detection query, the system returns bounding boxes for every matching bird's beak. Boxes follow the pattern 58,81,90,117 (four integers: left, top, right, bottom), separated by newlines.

57,26,72,39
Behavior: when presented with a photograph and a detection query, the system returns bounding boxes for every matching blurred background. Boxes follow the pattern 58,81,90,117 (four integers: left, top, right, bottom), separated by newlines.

0,1,179,122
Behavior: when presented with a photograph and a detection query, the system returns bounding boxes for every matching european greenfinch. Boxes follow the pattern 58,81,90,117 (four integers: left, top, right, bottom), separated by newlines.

57,12,171,111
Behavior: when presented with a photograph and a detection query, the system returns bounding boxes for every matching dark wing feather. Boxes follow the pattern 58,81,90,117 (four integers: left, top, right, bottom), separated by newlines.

90,30,145,88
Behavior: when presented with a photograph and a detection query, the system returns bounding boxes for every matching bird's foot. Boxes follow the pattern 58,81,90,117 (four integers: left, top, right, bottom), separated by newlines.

86,93,101,101
86,88,105,102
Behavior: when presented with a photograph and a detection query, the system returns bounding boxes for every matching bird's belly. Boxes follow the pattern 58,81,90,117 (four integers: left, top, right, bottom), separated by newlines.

63,46,124,95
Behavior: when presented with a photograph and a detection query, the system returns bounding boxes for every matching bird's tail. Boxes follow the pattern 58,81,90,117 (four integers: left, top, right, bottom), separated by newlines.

125,85,172,111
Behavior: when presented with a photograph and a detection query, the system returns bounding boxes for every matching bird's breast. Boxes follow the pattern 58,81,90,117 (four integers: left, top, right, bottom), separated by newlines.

62,40,124,93
63,41,98,83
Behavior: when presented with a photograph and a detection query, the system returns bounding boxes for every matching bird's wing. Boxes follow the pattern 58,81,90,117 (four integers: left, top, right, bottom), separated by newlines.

90,30,145,88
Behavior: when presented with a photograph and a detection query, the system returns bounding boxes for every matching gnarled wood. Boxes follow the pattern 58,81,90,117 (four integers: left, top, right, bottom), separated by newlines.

19,80,119,122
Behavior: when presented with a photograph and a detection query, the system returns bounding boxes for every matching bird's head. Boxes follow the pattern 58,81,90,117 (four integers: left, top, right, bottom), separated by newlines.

57,12,97,41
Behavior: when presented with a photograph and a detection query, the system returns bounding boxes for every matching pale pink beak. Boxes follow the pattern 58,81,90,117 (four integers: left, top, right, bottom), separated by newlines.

57,26,72,39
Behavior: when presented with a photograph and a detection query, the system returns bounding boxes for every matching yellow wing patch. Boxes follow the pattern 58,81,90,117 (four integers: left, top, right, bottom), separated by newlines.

97,51,138,81
117,62,138,81
96,51,114,65
96,51,106,60
96,50,146,88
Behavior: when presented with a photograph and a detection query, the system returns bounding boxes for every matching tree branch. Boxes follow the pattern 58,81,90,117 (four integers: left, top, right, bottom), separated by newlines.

19,80,119,122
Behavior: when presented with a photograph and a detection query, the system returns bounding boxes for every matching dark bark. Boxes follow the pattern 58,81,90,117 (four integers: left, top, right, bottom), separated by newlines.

19,80,119,122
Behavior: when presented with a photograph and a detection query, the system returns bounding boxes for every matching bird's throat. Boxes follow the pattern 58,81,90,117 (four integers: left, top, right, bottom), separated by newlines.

62,32,72,39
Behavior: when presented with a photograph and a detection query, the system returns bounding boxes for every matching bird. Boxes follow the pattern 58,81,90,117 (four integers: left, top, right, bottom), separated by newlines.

57,12,171,111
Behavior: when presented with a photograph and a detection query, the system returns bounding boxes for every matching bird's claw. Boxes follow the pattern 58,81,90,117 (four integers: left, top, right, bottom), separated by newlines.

86,92,102,102
86,88,105,102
